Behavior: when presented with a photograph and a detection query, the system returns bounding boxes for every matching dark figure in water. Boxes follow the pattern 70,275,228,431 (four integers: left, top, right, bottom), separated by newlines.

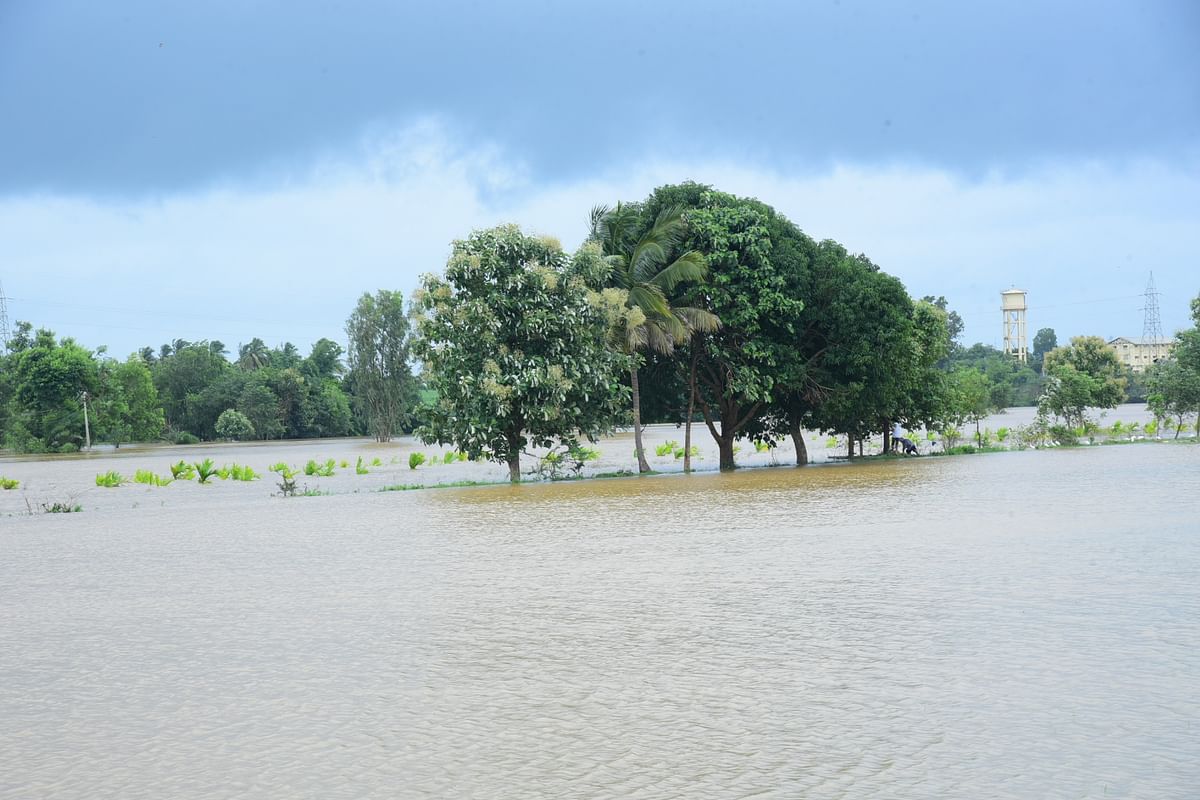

895,436,919,455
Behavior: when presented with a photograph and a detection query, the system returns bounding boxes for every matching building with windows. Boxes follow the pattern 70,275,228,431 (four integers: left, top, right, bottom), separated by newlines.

1106,336,1173,372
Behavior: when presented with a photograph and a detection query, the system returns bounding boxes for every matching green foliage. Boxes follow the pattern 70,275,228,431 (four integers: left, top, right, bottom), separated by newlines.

42,501,82,513
1040,336,1127,428
655,440,680,457
441,451,458,464
346,290,417,442
996,427,1009,442
193,458,217,483
133,469,172,486
412,224,632,482
825,436,839,449
672,444,698,459
355,456,369,475
95,470,125,488
0,477,19,490
174,431,200,445
754,440,770,453
1144,419,1158,437
304,458,336,477
3,327,98,452
370,457,382,467
408,452,426,470
214,408,256,441
96,355,165,445
219,463,259,481
170,460,196,480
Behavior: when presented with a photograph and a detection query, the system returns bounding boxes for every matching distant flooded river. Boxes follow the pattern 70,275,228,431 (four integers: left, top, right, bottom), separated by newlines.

2,441,1197,798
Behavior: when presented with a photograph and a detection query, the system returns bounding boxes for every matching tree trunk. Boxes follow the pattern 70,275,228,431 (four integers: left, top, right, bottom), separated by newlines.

975,419,981,447
630,365,651,473
790,420,808,466
858,439,864,457
683,348,697,473
718,435,736,471
882,425,891,454
847,436,854,459
507,451,521,484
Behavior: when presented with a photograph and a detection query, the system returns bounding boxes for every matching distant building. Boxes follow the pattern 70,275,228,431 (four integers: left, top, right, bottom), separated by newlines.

1107,336,1173,372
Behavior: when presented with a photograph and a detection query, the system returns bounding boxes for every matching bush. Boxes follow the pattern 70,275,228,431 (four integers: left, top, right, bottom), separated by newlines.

43,501,82,513
654,440,679,457
356,456,369,475
215,409,256,441
57,442,79,454
174,431,200,445
408,452,426,470
1144,419,1159,437
672,445,699,460
304,459,336,477
0,477,19,490
1048,425,1078,446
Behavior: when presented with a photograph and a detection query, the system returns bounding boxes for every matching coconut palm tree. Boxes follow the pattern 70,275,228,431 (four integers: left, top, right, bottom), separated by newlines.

590,203,720,472
238,338,269,371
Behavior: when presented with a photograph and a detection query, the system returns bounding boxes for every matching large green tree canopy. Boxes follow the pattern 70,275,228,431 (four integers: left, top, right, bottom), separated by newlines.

412,225,631,482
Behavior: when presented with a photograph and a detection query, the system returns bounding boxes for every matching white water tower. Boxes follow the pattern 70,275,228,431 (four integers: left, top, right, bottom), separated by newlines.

1001,289,1028,363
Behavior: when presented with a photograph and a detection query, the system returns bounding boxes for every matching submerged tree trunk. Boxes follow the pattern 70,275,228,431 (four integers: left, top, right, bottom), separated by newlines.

717,435,736,471
630,365,651,473
847,436,854,459
790,420,808,466
882,425,891,455
507,452,521,483
683,348,697,473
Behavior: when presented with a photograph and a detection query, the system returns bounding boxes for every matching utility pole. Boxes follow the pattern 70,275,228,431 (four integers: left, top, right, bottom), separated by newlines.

80,391,92,451
0,278,10,351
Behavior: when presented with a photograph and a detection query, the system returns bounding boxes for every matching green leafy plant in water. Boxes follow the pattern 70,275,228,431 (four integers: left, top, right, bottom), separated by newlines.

996,427,1009,443
170,461,196,480
269,463,299,480
0,477,19,490
409,452,427,470
193,458,218,484
215,465,233,480
43,501,82,513
304,459,335,477
95,470,126,488
339,459,349,469
231,464,259,481
825,436,839,449
672,445,699,459
754,440,770,453
655,440,680,457
1109,420,1125,437
370,457,382,467
355,456,369,475
442,451,457,464
1144,419,1159,437
134,469,172,487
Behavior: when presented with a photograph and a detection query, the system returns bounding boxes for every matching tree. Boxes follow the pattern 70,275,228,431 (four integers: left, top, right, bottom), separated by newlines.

152,341,230,436
587,202,718,472
1147,359,1200,438
96,355,165,445
345,290,416,442
630,184,809,470
302,338,345,381
4,328,99,452
237,338,269,371
1032,327,1058,373
215,408,256,441
921,295,964,352
411,225,630,482
944,366,995,446
1042,335,1126,422
238,379,283,439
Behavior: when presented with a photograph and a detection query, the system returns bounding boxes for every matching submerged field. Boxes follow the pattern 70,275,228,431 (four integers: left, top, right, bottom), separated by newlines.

0,403,1179,518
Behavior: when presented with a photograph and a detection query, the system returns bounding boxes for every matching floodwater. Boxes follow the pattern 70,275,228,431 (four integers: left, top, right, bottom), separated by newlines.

2,418,1198,798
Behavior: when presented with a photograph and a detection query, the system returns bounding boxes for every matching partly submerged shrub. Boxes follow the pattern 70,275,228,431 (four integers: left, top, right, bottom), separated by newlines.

174,431,200,445
356,456,369,475
170,461,196,480
95,471,125,488
654,440,679,458
0,477,19,490
408,452,426,470
134,469,172,487
43,501,82,513
304,458,336,477
193,458,218,484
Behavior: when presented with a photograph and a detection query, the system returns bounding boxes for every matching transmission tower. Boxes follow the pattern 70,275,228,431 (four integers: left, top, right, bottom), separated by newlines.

1141,272,1164,363
0,279,10,351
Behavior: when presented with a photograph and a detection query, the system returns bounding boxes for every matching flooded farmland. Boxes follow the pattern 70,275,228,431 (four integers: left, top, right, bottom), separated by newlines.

1,408,1197,798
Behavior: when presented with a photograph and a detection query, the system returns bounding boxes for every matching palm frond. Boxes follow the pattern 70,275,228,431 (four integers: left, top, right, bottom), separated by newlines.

628,284,671,319
644,321,678,355
674,306,721,334
649,250,708,292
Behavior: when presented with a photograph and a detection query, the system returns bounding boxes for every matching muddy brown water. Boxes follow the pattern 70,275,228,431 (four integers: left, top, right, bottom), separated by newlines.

1,408,1197,798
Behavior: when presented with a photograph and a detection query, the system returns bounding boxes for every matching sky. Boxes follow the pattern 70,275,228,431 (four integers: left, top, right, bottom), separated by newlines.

1,0,1198,360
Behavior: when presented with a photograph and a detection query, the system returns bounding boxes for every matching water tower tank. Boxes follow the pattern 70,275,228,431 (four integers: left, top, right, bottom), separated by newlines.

1001,289,1028,362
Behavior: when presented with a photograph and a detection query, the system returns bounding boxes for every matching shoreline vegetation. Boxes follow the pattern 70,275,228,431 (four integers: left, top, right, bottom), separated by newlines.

3,415,1194,516
4,184,1198,484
